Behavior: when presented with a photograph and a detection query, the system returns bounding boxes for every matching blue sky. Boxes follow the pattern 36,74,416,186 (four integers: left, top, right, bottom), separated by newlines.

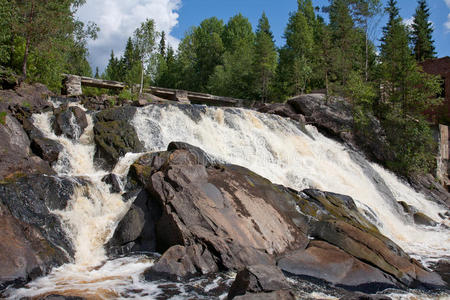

77,0,450,72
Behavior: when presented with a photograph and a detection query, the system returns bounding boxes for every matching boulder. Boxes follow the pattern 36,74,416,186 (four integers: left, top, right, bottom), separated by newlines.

127,144,309,273
0,66,18,89
31,137,63,164
106,190,161,256
0,175,82,289
277,240,397,293
311,220,446,289
286,94,393,166
101,173,123,193
257,103,305,123
0,82,53,113
62,75,82,97
233,290,295,300
0,113,54,181
144,244,217,281
227,265,291,299
53,106,88,139
93,107,144,169
0,202,67,290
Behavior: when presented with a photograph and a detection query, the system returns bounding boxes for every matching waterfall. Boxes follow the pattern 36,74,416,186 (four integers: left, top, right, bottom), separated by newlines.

132,104,450,263
4,103,449,299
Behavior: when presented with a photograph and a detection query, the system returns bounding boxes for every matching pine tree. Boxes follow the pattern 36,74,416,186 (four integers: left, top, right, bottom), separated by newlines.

159,31,166,58
411,0,435,62
254,12,277,102
94,67,99,78
104,50,120,81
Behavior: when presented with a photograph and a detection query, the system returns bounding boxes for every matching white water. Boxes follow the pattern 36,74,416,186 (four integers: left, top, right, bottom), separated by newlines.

132,104,450,263
4,103,449,299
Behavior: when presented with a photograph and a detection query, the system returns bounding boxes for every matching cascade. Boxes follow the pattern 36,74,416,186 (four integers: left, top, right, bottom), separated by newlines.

5,103,449,299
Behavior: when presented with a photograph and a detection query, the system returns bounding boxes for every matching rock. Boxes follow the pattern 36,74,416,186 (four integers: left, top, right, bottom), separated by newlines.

167,141,216,167
53,106,88,139
0,113,54,181
429,260,450,286
233,290,296,300
106,190,162,256
277,240,397,293
311,220,446,289
409,174,450,208
132,99,150,107
0,175,83,289
128,144,309,273
31,137,63,164
0,202,68,290
0,82,54,112
0,175,79,259
340,292,392,300
144,244,217,281
413,212,438,226
227,265,291,299
93,107,144,169
287,94,393,166
62,75,82,97
0,66,18,89
101,173,123,193
40,296,85,300
257,103,305,123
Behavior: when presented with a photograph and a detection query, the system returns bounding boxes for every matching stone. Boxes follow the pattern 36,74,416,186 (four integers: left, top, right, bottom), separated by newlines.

257,103,305,123
31,137,63,164
128,144,309,273
144,245,217,281
106,190,162,256
233,290,296,300
227,265,291,299
0,174,83,289
311,220,446,289
62,75,82,97
53,106,88,139
93,107,144,169
101,173,123,193
0,113,54,181
277,240,397,293
413,212,438,226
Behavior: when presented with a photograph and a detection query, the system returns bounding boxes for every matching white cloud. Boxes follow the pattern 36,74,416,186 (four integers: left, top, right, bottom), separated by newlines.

76,0,181,72
402,16,414,29
445,0,450,9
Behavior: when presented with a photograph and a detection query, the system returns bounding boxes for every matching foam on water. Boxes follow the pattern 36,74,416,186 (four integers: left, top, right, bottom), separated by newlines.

132,104,450,263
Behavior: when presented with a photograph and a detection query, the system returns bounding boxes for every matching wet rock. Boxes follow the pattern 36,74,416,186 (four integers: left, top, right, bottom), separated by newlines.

93,107,144,169
233,290,296,300
257,103,305,123
31,137,63,164
0,113,54,181
277,240,397,293
311,220,446,289
429,260,450,286
144,244,217,281
0,174,82,289
227,265,291,299
0,175,79,259
101,173,123,193
129,144,308,273
53,106,88,139
286,94,393,166
106,190,162,256
409,174,450,208
340,292,392,300
413,212,437,226
167,141,216,167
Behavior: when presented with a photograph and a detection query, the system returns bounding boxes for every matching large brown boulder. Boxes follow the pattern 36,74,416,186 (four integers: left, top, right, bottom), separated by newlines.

277,240,397,293
124,142,309,275
311,220,446,289
53,105,88,139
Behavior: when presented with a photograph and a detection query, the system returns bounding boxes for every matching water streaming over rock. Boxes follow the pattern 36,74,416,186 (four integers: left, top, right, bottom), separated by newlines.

4,103,449,299
132,105,450,263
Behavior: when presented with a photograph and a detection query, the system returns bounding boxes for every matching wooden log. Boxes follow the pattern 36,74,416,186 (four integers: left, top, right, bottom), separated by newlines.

79,76,126,90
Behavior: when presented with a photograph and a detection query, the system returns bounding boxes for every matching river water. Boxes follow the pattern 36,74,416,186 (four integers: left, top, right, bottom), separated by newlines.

4,103,449,299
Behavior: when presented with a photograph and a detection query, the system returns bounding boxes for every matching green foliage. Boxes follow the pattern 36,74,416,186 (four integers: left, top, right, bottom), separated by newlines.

0,111,6,125
118,89,137,101
411,0,435,62
344,71,376,128
254,12,278,102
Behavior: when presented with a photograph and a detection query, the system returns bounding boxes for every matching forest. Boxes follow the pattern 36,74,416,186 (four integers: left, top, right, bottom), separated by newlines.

0,0,444,176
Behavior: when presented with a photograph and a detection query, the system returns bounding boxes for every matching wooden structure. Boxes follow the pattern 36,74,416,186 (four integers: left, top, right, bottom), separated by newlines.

62,74,242,107
420,57,450,122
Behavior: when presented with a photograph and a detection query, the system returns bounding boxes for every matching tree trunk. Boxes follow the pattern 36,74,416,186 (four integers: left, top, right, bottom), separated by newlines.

22,35,30,79
139,60,144,95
